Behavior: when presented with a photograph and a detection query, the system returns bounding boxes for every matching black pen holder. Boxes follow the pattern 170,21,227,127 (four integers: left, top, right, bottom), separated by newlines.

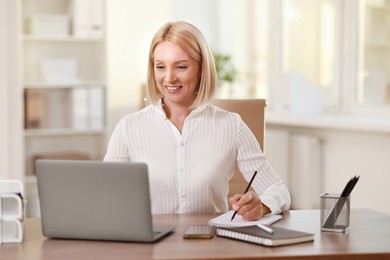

320,193,350,233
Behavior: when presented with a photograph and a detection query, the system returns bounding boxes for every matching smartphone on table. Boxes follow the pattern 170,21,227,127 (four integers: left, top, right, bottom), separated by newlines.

183,225,216,239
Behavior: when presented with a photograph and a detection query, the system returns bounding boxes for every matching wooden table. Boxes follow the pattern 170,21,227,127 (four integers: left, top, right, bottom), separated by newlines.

1,209,390,260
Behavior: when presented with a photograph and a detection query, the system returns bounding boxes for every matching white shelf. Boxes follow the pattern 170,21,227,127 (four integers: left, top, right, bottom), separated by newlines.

23,81,106,89
23,35,104,43
24,128,106,137
20,0,108,182
366,3,390,11
266,112,390,134
365,42,390,49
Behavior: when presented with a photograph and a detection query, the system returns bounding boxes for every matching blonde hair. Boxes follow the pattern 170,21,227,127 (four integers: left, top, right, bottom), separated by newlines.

146,21,218,108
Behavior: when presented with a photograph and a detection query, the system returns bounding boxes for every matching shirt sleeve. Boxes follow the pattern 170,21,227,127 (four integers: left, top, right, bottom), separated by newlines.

235,116,291,214
259,183,291,215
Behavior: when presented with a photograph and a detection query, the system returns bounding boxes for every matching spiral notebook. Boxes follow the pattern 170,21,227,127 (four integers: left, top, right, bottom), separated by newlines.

216,225,314,247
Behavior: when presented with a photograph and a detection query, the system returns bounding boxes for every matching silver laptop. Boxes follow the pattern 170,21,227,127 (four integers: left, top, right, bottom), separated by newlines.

35,159,175,242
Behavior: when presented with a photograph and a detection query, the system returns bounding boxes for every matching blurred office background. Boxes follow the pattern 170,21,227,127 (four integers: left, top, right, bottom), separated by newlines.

1,0,390,216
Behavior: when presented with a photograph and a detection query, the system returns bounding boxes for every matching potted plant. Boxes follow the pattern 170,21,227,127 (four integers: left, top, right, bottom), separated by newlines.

213,52,237,98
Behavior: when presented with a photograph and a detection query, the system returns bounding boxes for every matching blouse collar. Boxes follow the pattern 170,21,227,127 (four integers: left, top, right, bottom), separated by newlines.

152,99,207,119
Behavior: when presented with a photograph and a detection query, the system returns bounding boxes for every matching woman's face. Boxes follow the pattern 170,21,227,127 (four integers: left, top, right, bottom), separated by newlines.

153,41,201,107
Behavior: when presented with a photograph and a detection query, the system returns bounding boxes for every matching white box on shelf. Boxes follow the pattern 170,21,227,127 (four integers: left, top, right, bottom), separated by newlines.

41,59,81,84
69,0,104,38
89,0,104,38
72,88,89,129
70,0,90,37
30,14,69,36
89,88,105,129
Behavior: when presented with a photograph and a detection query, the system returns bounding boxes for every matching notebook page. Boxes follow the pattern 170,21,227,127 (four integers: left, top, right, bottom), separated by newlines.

208,210,282,228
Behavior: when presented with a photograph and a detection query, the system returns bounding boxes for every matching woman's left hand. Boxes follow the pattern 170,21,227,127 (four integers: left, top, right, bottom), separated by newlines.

229,191,271,221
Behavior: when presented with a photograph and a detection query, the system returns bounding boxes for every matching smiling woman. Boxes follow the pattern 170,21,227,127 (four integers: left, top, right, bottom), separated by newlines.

103,21,291,220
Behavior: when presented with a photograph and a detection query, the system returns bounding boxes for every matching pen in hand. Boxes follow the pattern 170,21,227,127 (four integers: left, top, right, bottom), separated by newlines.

231,171,258,221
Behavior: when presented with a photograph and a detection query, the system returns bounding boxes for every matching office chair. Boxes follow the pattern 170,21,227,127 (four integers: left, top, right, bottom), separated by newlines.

210,99,266,202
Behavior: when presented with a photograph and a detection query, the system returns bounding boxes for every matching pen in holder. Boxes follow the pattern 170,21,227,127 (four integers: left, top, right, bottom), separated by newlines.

321,175,359,233
320,193,350,233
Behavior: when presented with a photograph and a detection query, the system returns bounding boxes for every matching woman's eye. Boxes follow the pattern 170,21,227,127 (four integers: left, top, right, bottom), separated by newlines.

156,65,164,69
177,66,187,70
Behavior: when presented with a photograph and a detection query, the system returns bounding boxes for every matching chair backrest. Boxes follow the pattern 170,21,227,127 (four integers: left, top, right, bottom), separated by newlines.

210,99,266,201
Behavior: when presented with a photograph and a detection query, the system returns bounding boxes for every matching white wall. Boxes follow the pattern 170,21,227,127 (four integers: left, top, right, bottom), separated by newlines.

172,0,217,47
322,130,390,215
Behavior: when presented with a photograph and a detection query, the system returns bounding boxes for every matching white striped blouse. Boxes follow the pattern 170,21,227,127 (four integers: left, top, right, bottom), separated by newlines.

104,102,291,215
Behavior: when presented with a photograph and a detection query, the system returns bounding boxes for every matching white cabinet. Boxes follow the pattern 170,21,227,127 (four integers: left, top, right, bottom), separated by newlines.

20,0,107,181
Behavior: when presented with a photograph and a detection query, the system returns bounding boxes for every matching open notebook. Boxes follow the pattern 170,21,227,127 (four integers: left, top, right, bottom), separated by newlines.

208,210,282,228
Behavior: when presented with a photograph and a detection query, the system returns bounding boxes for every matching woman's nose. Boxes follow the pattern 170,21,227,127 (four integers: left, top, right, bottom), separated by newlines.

165,68,176,82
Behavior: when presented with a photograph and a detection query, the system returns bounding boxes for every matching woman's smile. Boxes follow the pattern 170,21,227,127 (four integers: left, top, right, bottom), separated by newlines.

165,85,182,92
